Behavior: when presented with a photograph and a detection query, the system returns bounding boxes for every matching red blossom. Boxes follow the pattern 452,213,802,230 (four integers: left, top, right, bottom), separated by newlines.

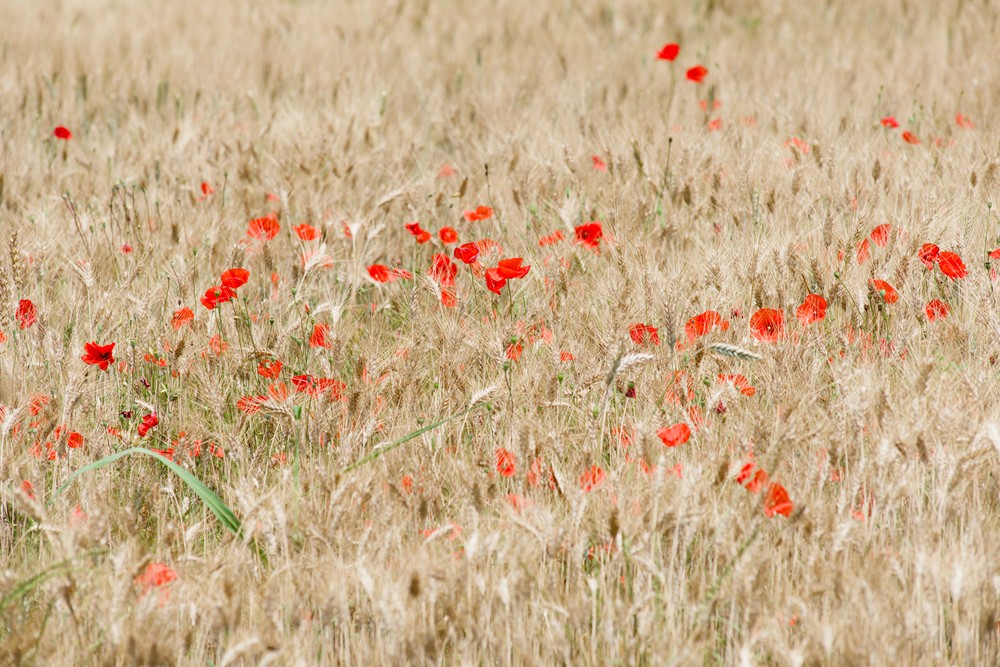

463,206,494,222
220,268,249,289
200,285,236,310
918,243,940,269
684,310,729,342
293,224,319,241
592,155,608,171
16,299,37,329
309,323,332,348
686,65,708,83
750,309,784,343
495,448,516,477
574,222,603,249
579,465,606,492
870,279,899,304
925,299,949,322
629,323,660,346
247,215,280,240
81,341,115,370
902,130,920,145
54,126,72,140
796,294,827,326
439,227,459,244
405,221,432,243
937,251,967,280
657,423,691,447
880,116,899,129
453,242,480,264
137,413,159,438
656,43,680,61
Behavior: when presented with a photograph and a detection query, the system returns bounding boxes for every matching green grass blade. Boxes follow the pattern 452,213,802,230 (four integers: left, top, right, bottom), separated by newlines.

47,447,240,535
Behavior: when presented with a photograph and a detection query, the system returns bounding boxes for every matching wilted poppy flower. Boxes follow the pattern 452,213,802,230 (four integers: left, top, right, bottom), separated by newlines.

463,206,493,222
937,251,967,279
220,268,249,289
902,130,920,145
137,413,159,438
925,299,949,322
453,242,479,264
629,323,660,345
309,323,332,348
918,243,940,269
749,308,784,343
16,299,37,329
495,448,516,477
870,279,899,303
497,257,530,279
247,215,280,240
686,65,708,83
685,310,730,342
574,222,603,249
796,294,827,326
880,116,899,129
293,224,318,241
657,423,691,447
201,285,236,310
54,126,73,140
656,43,680,61
439,227,459,244
81,341,115,370
579,465,606,492
764,482,793,517
592,155,607,171
405,221,432,244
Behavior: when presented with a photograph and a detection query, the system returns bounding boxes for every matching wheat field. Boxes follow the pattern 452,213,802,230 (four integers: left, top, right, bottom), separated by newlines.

2,0,1000,664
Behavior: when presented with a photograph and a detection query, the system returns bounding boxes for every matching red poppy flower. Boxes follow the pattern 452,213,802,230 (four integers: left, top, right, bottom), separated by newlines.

925,299,949,322
902,130,920,145
495,448,516,477
764,482,793,517
880,116,899,129
201,284,236,310
485,268,507,294
937,251,967,279
247,215,280,240
463,206,493,222
574,222,603,248
405,221,432,244
656,43,680,61
855,238,871,264
220,268,249,289
200,182,214,196
750,308,784,343
135,562,177,589
430,254,458,286
684,310,730,342
137,413,159,438
539,230,564,246
737,462,769,492
170,307,193,330
955,113,975,130
439,227,459,244
293,224,318,241
54,126,72,140
437,163,455,178
258,359,283,378
918,243,940,269
686,65,708,83
579,465,606,492
629,323,660,345
497,257,530,279
870,224,891,247
990,248,1000,260
657,423,691,447
454,242,480,264
81,341,115,370
592,155,607,171
796,294,827,326
16,299,37,329
870,279,899,303
237,395,266,414
309,323,331,348
367,264,411,283
718,374,755,397
67,431,84,449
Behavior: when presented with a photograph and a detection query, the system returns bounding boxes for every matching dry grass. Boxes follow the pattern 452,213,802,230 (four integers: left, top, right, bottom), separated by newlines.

2,0,1000,664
